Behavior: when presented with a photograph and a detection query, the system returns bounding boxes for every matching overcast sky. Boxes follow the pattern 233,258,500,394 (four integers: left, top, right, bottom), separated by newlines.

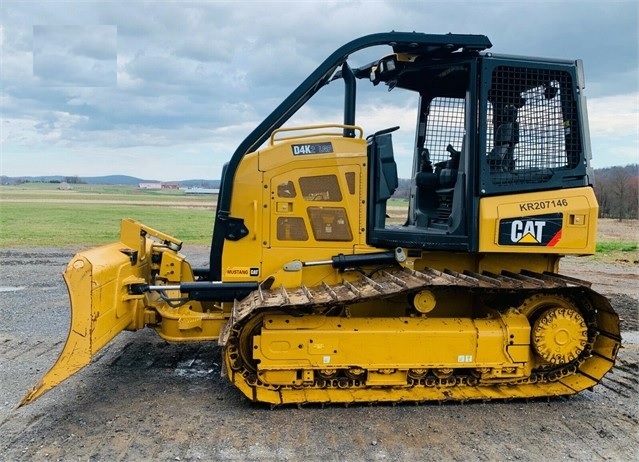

1,1,637,181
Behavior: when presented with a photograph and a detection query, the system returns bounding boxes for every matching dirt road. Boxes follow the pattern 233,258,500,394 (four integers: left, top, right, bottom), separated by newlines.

0,247,637,461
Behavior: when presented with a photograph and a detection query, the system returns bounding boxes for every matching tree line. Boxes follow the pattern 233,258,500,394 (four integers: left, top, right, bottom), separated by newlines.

593,164,638,220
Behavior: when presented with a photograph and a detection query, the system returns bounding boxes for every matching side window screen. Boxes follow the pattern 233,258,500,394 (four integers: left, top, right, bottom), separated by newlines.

277,181,297,198
307,207,352,241
487,66,579,185
424,97,466,166
345,172,356,195
277,217,308,241
299,175,342,201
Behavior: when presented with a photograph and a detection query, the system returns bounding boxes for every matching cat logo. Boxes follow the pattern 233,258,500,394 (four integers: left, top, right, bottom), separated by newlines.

498,213,563,246
510,219,546,244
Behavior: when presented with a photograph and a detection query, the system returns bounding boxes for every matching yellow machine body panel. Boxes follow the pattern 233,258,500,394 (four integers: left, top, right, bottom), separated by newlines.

478,187,598,254
220,126,376,287
254,312,532,380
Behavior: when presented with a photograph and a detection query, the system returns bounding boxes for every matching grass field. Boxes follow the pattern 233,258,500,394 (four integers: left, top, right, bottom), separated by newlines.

591,218,639,263
1,184,637,262
0,184,216,246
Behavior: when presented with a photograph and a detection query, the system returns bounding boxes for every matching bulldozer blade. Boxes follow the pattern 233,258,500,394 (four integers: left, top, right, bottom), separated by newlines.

20,242,148,406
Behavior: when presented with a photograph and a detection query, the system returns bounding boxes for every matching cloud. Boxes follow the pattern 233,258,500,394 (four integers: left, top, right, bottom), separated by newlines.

588,92,639,168
1,1,637,180
588,93,639,137
32,25,117,86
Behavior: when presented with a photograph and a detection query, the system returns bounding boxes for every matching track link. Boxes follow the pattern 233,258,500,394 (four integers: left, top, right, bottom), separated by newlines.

220,267,621,405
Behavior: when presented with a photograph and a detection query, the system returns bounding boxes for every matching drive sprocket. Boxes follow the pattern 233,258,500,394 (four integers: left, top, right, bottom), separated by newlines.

532,307,588,364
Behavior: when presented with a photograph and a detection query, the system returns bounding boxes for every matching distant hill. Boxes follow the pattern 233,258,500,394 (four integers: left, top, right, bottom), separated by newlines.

87,175,150,185
83,175,151,185
0,175,220,187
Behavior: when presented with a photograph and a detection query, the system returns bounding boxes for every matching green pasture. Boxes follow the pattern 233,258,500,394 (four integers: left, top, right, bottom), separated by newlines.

596,241,638,253
0,184,216,247
0,202,216,247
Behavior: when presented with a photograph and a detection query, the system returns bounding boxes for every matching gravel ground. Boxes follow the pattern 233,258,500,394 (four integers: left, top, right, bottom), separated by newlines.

0,246,637,461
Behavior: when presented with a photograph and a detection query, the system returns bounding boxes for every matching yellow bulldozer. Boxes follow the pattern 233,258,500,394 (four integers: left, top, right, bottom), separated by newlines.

22,32,620,406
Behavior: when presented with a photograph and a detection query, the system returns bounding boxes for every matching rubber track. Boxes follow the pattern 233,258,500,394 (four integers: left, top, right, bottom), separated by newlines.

220,267,621,404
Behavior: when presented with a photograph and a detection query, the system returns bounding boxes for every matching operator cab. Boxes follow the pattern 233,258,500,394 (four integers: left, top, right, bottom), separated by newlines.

361,51,591,252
